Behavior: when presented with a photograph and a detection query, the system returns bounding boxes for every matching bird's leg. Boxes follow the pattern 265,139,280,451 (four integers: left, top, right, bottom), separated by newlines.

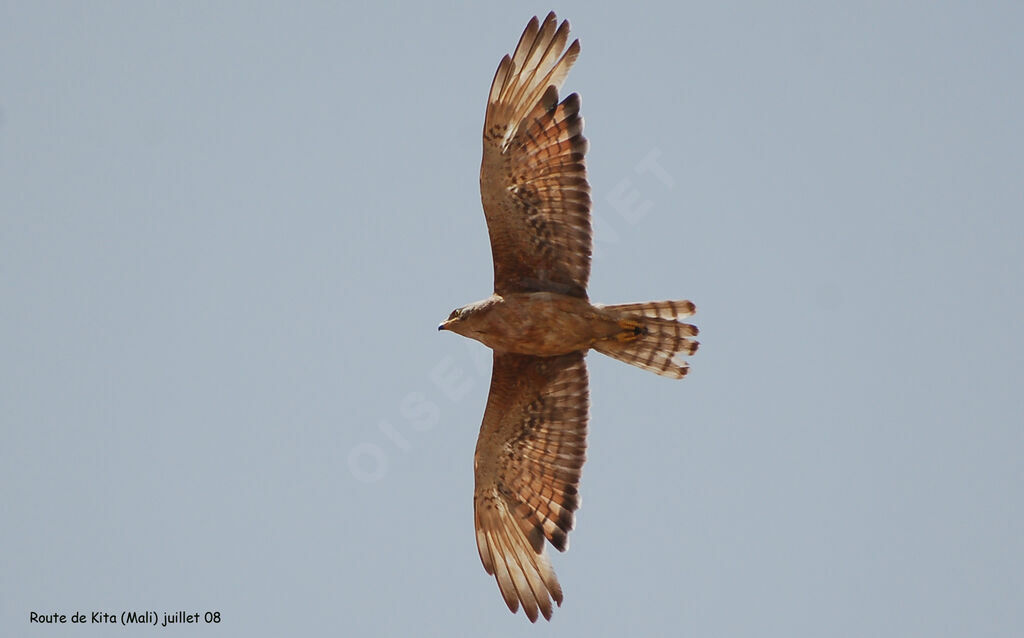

614,319,648,342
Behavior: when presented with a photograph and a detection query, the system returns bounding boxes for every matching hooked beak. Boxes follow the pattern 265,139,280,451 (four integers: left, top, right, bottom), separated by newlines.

438,319,454,331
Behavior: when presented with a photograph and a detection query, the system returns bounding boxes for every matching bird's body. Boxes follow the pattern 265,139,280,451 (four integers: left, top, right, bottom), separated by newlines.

438,12,699,622
441,292,620,356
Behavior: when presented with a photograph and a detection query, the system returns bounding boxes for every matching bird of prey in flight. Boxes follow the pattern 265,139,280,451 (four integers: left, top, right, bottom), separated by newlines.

438,12,699,622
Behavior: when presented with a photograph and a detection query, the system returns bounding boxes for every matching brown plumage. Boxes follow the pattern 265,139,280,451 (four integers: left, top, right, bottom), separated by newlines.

481,13,589,298
473,352,587,622
438,12,699,621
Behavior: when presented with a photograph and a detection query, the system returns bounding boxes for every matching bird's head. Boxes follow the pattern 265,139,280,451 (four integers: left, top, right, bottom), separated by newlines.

438,298,495,335
438,305,473,334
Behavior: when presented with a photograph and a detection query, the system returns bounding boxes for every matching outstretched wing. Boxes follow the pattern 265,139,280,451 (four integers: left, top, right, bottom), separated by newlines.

473,351,589,622
480,12,592,299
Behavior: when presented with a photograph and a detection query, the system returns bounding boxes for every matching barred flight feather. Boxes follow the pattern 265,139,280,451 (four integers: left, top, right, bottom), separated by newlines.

473,351,588,622
481,11,591,298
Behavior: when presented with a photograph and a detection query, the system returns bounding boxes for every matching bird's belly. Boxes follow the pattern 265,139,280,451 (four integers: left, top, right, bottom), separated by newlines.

475,293,616,356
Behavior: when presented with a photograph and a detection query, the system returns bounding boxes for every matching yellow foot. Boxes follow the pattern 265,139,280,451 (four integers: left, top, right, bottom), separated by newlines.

615,319,647,342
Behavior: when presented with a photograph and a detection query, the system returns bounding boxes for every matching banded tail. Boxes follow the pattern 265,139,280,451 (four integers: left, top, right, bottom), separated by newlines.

593,300,699,379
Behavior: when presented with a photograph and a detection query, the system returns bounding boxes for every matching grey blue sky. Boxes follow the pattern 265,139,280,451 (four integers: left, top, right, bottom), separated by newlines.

2,2,1022,636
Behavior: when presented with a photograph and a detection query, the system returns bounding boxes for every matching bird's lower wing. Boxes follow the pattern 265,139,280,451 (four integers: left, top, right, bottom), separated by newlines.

473,351,589,622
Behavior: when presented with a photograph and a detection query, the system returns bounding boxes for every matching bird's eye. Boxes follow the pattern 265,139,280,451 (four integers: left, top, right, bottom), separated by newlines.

448,308,461,320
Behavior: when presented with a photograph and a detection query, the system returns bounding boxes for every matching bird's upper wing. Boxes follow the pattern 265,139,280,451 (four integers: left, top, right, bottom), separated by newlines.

473,351,589,622
480,12,592,299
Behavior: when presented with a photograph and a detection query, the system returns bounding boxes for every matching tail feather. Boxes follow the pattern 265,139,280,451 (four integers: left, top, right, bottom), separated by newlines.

593,300,699,379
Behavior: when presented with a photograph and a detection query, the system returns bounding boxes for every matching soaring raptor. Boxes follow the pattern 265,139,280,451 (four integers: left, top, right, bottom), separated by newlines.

438,12,699,621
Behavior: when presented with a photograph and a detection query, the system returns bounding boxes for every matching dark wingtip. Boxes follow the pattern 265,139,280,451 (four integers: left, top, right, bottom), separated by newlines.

549,529,568,552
